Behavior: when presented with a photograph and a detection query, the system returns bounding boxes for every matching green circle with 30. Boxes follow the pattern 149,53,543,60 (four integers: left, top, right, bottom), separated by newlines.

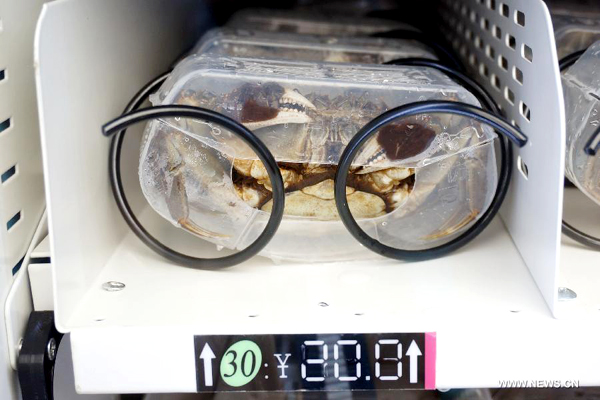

219,340,262,387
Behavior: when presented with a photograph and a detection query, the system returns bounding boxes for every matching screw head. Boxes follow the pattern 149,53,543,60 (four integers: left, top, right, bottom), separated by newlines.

47,338,57,361
558,287,577,301
102,281,125,292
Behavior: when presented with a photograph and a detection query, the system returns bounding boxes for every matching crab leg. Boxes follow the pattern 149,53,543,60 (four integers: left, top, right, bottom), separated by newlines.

164,133,229,239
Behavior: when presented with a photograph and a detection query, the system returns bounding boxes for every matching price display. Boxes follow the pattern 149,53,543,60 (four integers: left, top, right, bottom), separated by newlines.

194,333,436,392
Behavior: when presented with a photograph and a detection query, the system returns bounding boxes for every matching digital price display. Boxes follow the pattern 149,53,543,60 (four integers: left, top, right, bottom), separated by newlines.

194,333,436,392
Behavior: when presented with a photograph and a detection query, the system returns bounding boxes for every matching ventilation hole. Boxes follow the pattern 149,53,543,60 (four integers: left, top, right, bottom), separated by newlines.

488,0,496,10
513,67,524,84
12,255,25,276
499,55,508,70
7,211,21,231
480,63,490,77
474,36,482,49
493,25,502,40
486,45,496,59
1,165,16,183
461,4,468,15
517,156,529,180
465,29,473,40
507,34,516,50
0,70,5,82
500,3,509,17
505,87,515,105
481,17,489,31
0,118,11,134
520,101,531,121
469,54,478,66
492,74,502,90
470,10,477,23
515,10,525,26
523,44,533,62
30,256,51,264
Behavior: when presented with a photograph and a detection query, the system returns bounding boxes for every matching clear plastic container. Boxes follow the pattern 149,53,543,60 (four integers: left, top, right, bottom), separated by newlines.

226,8,414,36
551,12,600,59
194,28,436,64
562,40,600,206
140,55,497,262
295,0,400,17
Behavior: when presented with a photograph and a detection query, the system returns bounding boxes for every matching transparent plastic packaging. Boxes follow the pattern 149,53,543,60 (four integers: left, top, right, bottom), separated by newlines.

226,8,414,36
551,12,600,59
562,41,600,206
140,55,497,262
194,28,436,64
295,0,400,17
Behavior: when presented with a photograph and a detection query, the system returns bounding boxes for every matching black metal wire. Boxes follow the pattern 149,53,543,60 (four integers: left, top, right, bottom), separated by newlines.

562,221,600,250
559,50,586,71
334,101,526,261
372,29,464,72
559,49,600,250
103,76,285,269
584,127,600,156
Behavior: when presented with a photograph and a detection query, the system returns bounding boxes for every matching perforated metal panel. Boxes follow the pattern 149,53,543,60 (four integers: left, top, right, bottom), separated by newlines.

0,0,48,398
440,0,566,314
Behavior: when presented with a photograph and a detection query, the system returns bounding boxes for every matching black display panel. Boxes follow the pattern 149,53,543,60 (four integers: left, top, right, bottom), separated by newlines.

194,333,433,392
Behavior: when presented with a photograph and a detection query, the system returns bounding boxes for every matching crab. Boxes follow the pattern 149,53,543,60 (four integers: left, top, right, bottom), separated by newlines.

146,82,483,240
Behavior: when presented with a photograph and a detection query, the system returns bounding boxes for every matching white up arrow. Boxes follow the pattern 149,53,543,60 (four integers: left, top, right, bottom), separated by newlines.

199,343,216,386
406,340,423,384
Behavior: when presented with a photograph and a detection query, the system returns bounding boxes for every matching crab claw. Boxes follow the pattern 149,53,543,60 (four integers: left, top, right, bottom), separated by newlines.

281,88,316,110
242,88,315,131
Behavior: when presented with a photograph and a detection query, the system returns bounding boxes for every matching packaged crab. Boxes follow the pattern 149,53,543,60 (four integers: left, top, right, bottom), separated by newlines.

226,8,414,36
562,40,600,206
194,28,436,64
139,55,498,262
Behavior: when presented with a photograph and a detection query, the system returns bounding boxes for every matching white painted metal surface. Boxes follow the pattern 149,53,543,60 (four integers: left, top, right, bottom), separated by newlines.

557,187,600,318
439,0,566,316
32,0,600,393
29,235,53,311
0,0,49,398
54,335,117,400
35,0,209,333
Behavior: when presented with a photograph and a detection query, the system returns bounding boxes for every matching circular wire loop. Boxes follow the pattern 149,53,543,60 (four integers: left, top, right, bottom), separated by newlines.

103,80,284,269
559,50,600,249
334,101,527,261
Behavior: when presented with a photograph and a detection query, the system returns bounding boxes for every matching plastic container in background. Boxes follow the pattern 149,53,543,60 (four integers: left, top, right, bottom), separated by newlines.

226,8,415,36
295,0,400,17
562,40,600,206
140,55,497,262
193,28,436,64
551,11,600,59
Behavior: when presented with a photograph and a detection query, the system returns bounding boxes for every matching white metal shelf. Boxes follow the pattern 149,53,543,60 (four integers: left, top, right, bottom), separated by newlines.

68,216,600,392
